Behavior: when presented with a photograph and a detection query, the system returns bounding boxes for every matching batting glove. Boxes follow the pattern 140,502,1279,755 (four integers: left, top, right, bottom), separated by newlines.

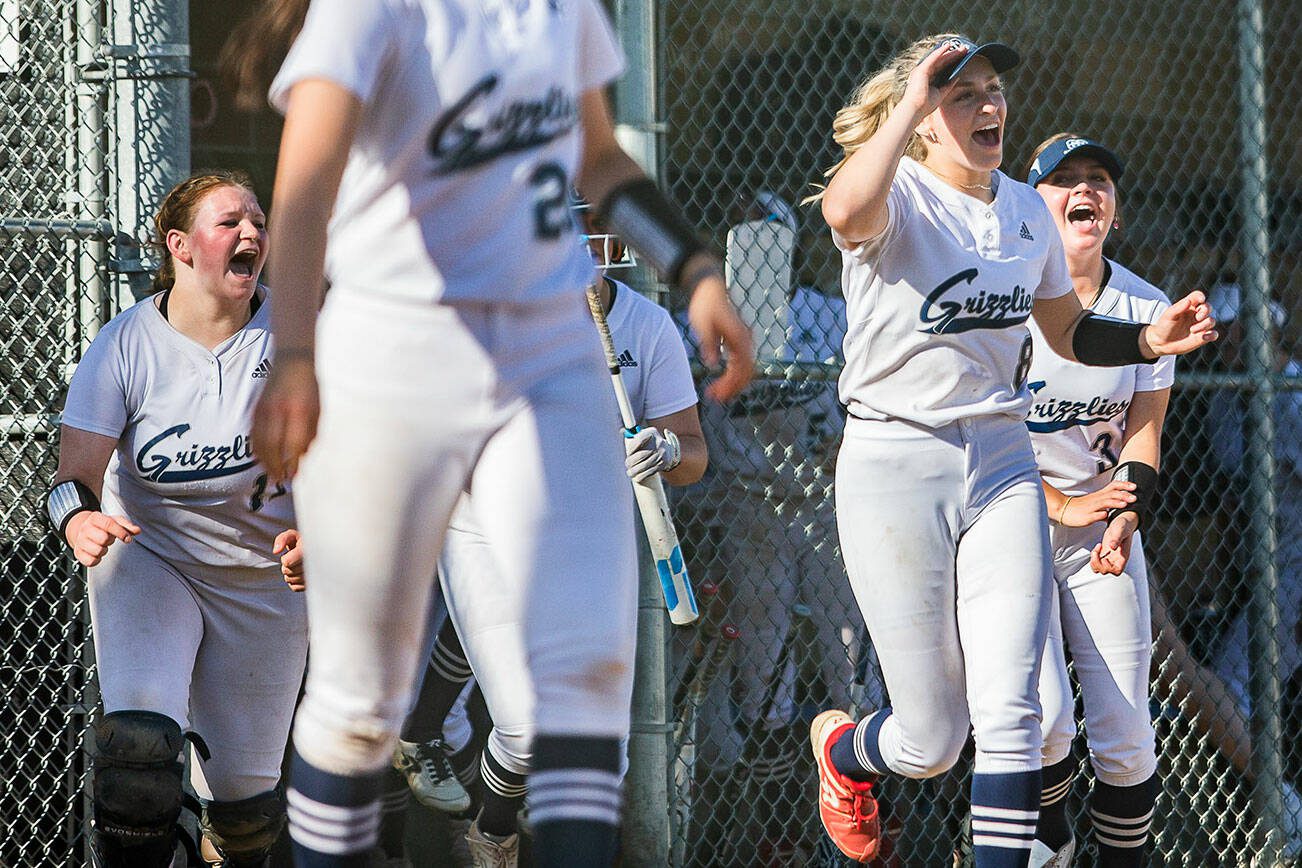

625,427,681,482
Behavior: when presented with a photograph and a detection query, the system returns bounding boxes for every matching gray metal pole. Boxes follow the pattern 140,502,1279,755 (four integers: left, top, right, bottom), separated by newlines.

113,0,191,299
613,2,673,865
1234,0,1284,860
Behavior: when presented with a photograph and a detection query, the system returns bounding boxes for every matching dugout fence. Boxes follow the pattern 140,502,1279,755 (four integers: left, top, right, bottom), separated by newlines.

0,0,1299,866
0,0,187,863
615,1,1302,866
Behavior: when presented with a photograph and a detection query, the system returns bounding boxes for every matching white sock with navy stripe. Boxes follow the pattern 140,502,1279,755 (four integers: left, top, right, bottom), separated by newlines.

1090,774,1158,867
528,735,622,868
971,770,1040,867
286,750,383,867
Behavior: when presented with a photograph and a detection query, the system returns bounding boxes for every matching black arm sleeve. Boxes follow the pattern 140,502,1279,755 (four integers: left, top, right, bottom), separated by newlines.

598,178,708,287
1072,313,1155,367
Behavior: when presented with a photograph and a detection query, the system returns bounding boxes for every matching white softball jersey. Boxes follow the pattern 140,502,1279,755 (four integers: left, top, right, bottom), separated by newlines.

834,156,1073,427
603,277,698,422
61,293,293,571
270,0,622,305
1026,260,1174,496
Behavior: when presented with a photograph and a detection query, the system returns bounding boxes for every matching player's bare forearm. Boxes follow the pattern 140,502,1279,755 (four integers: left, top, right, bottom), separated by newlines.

574,89,645,218
821,106,918,244
661,430,706,486
647,406,707,486
54,425,119,502
267,80,361,354
1116,388,1169,473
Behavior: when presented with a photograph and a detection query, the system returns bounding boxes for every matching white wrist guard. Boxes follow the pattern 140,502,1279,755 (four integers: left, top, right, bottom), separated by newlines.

662,429,682,472
47,479,99,537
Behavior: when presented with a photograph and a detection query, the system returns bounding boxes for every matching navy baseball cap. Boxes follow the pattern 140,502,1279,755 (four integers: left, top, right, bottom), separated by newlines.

1027,137,1126,187
932,37,1020,85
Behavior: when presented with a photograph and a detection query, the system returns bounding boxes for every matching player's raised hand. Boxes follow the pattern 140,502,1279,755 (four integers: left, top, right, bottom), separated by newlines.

685,264,754,402
1142,291,1219,357
65,511,140,568
273,528,305,592
1059,480,1137,528
1091,512,1137,575
902,39,969,119
252,353,319,485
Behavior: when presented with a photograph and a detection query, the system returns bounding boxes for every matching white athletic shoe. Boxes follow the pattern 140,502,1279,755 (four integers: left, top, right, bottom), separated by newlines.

1029,836,1075,868
466,819,519,868
393,738,473,814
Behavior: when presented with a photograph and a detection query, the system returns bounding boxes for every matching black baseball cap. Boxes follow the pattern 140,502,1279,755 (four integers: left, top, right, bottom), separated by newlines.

1026,137,1126,187
932,37,1020,85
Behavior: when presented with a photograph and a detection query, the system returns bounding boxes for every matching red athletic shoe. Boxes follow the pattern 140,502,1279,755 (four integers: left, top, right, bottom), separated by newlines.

810,710,881,862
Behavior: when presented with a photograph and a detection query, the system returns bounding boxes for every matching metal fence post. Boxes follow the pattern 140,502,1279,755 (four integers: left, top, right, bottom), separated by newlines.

111,0,190,296
1235,0,1285,861
613,2,673,865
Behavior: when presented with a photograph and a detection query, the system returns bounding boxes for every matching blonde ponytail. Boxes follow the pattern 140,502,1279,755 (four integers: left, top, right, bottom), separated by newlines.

804,33,967,205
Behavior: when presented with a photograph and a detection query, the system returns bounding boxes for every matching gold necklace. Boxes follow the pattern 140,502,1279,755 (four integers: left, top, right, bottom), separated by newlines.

928,166,994,192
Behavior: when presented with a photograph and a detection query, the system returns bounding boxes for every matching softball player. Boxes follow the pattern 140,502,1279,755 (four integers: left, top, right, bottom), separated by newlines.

433,266,705,866
1020,134,1173,867
46,171,308,867
226,1,751,864
803,35,1216,868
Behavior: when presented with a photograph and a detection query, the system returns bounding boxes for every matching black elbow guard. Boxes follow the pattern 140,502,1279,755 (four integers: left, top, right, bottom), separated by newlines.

598,178,708,287
1106,461,1158,527
1072,313,1153,367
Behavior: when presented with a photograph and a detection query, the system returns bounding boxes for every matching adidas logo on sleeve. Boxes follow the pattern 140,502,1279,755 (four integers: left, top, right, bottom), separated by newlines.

1019,222,1034,241
616,349,638,368
251,358,272,379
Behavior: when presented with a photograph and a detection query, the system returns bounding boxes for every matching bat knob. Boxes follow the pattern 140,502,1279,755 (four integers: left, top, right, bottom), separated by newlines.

720,624,741,641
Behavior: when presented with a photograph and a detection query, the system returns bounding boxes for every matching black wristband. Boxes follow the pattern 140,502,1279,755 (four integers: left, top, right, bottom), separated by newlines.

1072,312,1154,367
598,178,708,287
1105,461,1158,527
46,479,100,538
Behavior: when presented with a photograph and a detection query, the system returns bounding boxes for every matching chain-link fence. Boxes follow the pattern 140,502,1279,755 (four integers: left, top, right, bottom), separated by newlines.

0,0,188,864
621,1,1302,866
2,0,1300,865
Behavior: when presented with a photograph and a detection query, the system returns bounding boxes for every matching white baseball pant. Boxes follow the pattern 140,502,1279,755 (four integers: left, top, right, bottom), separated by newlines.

290,288,637,776
835,413,1052,777
88,540,308,800
1038,524,1157,786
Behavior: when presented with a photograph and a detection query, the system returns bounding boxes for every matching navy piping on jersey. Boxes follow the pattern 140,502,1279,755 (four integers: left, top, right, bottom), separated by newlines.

158,287,263,323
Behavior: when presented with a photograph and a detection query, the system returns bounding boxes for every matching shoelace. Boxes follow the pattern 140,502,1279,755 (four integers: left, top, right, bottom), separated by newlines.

414,741,457,783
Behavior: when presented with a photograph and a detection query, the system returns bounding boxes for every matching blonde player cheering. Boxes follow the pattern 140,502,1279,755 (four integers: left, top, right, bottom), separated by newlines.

804,35,1216,868
1021,134,1171,867
226,1,752,865
47,171,307,868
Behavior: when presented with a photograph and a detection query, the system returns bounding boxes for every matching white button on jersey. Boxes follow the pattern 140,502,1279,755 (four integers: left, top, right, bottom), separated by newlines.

834,157,1073,428
1026,259,1174,495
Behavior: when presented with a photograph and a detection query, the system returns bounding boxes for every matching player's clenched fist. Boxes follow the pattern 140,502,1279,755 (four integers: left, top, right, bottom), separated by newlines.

64,511,141,568
251,353,319,485
273,528,306,592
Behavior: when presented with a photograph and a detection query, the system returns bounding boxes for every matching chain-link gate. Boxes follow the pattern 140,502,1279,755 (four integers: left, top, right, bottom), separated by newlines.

621,1,1302,865
0,0,186,864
